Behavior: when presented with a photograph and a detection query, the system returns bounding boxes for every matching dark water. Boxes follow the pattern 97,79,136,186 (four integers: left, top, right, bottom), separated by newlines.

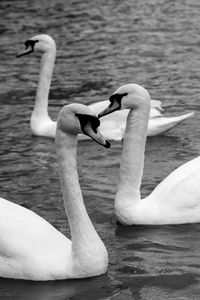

1,0,200,299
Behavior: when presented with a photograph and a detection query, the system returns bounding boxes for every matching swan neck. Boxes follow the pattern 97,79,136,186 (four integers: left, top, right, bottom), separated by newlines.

116,103,150,204
33,49,56,118
55,130,101,255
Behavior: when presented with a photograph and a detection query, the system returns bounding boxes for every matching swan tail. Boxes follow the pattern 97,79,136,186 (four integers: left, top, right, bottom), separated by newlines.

148,111,194,136
163,111,194,125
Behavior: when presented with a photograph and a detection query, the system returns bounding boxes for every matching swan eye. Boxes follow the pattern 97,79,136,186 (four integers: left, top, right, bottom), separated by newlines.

24,39,39,50
75,114,100,133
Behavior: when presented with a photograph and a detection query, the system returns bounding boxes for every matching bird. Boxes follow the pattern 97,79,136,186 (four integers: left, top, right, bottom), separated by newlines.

90,99,194,140
98,83,200,225
0,103,110,281
17,34,57,138
17,34,193,139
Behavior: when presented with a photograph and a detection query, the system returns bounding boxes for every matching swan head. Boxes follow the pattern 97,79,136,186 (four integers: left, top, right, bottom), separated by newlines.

98,83,151,118
16,34,56,58
57,104,111,148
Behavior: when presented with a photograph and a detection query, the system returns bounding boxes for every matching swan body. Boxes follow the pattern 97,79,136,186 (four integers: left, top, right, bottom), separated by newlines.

17,34,193,139
99,84,200,225
90,99,194,139
0,104,109,280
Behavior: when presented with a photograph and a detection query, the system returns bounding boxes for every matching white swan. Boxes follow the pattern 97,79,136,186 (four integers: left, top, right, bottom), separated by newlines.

0,104,110,280
99,84,200,225
90,99,194,139
17,34,193,139
17,34,57,138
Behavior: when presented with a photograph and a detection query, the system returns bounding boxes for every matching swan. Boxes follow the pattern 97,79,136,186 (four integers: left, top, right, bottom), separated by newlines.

98,84,200,225
17,34,193,139
0,103,110,280
17,34,57,138
90,99,194,139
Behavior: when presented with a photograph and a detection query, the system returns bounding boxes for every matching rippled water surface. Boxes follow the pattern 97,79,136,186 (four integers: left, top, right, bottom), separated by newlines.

1,0,200,299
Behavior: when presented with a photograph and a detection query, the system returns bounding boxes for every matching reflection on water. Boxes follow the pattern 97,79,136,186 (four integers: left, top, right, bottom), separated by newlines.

0,275,111,300
1,0,200,299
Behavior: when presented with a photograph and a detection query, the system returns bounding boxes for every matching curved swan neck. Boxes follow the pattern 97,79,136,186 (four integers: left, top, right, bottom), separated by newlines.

55,130,101,256
33,48,56,118
116,102,150,204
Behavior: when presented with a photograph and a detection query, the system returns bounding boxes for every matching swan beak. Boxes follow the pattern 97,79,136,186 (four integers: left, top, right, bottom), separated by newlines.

83,124,111,148
98,101,120,118
16,46,33,58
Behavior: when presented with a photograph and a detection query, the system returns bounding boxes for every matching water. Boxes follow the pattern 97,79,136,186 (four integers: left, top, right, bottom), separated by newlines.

1,0,200,299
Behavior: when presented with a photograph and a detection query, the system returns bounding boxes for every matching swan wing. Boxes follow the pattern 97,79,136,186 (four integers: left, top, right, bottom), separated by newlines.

0,198,70,259
88,100,109,115
149,156,200,212
150,99,163,118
